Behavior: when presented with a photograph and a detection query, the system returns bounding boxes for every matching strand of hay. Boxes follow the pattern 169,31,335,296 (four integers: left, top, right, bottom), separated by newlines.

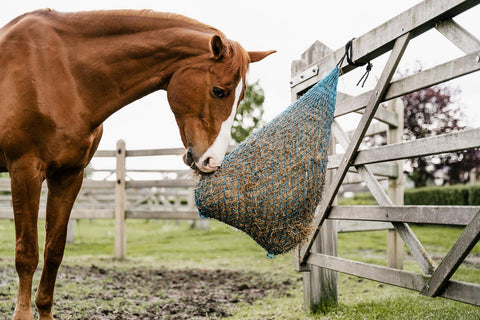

195,67,340,256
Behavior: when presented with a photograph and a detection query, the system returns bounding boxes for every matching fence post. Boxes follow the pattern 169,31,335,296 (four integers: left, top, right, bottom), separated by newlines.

303,136,338,312
387,98,404,269
292,40,338,313
115,139,127,260
66,220,75,243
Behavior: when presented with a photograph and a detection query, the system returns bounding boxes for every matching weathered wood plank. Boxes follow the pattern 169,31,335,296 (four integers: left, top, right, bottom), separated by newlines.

2,178,115,190
125,146,235,157
291,0,480,95
0,179,10,189
127,180,196,188
126,210,199,220
351,163,398,178
328,127,480,169
93,150,116,157
342,172,387,185
303,220,338,311
70,209,115,219
307,253,426,291
421,209,480,297
384,49,480,100
0,208,13,219
0,208,115,219
329,206,480,226
81,180,116,189
126,148,185,157
344,122,389,139
1,209,201,220
335,49,480,118
387,99,405,269
115,140,127,260
336,220,393,233
307,252,480,306
355,108,400,128
334,92,370,117
93,169,191,175
300,34,411,264
441,279,480,306
303,136,338,311
435,18,480,54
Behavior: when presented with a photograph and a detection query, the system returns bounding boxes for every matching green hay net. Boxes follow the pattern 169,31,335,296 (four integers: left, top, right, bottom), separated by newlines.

195,67,340,256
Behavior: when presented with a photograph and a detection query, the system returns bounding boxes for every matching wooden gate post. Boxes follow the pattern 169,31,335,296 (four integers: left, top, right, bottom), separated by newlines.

303,137,338,312
387,99,405,269
115,139,127,260
291,40,339,313
66,220,75,244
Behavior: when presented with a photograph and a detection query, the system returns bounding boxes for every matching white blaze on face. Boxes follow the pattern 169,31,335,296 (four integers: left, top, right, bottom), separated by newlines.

196,79,243,173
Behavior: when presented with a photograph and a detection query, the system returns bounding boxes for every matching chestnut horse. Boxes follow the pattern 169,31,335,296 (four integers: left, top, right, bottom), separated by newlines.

0,9,274,320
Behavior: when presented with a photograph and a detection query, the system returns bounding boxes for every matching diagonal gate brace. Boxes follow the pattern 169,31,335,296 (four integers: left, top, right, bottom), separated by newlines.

332,120,436,274
421,209,480,297
299,33,412,265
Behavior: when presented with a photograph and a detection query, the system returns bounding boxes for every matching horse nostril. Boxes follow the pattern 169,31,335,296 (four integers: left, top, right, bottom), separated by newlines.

202,157,212,167
184,149,194,166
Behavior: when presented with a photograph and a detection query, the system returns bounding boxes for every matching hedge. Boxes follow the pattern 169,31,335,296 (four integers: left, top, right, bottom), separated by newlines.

404,185,470,205
469,184,480,206
338,184,480,206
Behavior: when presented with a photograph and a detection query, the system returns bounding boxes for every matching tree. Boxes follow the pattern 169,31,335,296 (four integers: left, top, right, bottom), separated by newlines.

231,80,265,143
401,85,480,187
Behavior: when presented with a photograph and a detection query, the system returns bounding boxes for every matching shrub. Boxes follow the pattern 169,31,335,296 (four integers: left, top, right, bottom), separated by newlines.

468,184,480,206
404,185,469,205
338,184,478,206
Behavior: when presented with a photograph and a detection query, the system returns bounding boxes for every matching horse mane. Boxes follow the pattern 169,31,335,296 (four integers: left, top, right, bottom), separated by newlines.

85,9,225,38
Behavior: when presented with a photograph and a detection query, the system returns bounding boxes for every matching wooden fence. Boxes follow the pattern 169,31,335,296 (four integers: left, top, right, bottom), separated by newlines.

0,141,201,259
290,0,480,309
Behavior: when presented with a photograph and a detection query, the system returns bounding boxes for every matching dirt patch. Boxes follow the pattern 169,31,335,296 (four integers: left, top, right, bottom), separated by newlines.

0,263,295,319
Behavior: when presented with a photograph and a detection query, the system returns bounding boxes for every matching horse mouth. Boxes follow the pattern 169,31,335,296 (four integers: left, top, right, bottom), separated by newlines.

183,150,218,174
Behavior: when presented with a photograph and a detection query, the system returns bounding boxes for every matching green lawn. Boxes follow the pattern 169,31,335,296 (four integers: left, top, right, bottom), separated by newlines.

0,219,479,319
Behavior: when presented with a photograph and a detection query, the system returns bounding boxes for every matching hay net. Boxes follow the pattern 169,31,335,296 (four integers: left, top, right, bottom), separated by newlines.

195,67,340,256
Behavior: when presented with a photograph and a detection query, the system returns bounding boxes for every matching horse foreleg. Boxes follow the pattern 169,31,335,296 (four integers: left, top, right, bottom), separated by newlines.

35,171,84,320
10,160,45,320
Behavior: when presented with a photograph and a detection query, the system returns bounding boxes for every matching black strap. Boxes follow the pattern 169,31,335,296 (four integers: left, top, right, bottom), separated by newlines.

337,38,373,87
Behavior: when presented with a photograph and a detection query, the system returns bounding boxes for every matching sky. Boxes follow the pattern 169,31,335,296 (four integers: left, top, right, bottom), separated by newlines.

1,1,479,173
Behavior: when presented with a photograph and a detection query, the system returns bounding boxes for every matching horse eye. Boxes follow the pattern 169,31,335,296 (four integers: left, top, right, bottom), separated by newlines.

212,87,226,98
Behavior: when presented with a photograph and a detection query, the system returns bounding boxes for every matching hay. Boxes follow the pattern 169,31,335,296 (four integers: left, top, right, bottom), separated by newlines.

195,67,340,256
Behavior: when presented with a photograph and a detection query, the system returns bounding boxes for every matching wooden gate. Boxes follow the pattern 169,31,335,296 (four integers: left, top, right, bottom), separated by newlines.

290,0,480,309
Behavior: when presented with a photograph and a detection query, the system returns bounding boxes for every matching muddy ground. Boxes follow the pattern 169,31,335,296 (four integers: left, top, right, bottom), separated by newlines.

0,263,295,320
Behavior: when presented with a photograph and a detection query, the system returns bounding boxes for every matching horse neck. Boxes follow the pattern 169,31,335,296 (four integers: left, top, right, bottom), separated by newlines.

55,11,218,129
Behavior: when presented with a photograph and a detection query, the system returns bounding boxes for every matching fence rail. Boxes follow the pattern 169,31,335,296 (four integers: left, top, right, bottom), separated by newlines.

291,0,480,309
0,143,202,251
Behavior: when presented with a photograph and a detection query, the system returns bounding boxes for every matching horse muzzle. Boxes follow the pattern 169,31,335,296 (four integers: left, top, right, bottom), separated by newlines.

183,149,221,174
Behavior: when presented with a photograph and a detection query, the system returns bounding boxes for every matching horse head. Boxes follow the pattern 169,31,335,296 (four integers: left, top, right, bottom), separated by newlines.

167,35,274,173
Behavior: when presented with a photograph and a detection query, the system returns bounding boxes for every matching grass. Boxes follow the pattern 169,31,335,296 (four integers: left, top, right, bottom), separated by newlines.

0,219,479,319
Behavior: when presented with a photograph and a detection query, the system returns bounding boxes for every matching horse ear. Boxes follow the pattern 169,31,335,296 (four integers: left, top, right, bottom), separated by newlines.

210,35,225,59
248,50,276,63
